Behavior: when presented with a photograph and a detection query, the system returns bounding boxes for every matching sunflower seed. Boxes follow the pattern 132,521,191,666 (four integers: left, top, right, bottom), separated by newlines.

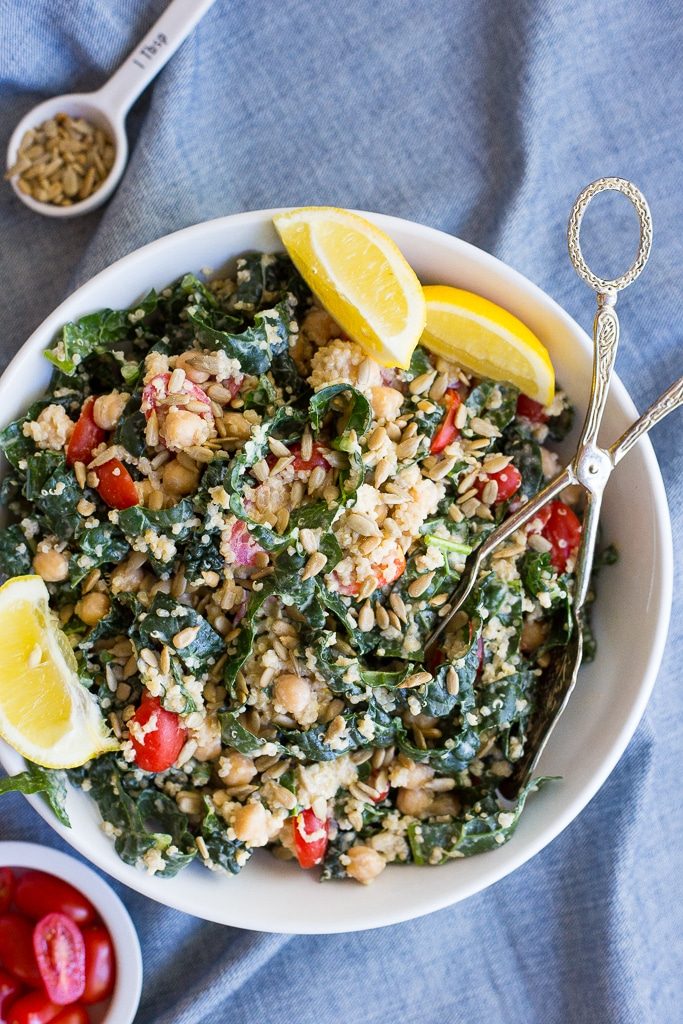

407,572,435,598
358,601,375,632
347,512,380,537
301,552,327,580
397,670,433,690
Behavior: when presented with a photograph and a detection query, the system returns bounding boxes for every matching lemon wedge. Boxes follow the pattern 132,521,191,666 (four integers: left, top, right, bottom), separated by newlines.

421,285,555,405
0,575,118,769
274,207,426,368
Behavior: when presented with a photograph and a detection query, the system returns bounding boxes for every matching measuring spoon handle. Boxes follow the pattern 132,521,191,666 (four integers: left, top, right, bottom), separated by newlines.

610,375,683,465
95,0,217,119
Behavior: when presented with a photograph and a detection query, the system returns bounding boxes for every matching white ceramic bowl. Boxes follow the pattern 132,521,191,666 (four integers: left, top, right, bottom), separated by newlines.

0,842,142,1023
0,211,673,933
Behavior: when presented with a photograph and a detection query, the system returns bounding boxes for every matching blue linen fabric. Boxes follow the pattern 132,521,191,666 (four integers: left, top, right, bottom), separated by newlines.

1,1,682,1021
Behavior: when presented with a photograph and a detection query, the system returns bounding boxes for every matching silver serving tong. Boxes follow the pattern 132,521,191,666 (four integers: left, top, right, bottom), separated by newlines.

423,177,683,799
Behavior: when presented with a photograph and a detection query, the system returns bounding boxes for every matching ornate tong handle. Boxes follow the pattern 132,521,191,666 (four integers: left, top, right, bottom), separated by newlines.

568,178,653,451
567,178,653,611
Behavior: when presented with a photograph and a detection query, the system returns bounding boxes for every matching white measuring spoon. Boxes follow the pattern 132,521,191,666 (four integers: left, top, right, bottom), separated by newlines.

6,0,217,218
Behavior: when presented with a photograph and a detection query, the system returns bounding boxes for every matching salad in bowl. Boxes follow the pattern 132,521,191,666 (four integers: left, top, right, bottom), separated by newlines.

0,208,603,888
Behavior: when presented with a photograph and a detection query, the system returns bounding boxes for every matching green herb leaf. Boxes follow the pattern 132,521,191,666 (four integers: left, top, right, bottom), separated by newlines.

0,764,71,827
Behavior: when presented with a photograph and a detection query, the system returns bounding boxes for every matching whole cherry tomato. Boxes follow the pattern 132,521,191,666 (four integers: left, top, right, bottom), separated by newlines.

66,398,107,467
516,394,547,423
540,500,582,572
14,872,96,927
431,389,461,454
129,696,187,773
476,464,522,504
4,992,61,1024
94,459,138,510
0,914,41,987
0,869,14,915
0,970,23,1024
80,927,115,1005
292,808,329,869
50,1008,90,1024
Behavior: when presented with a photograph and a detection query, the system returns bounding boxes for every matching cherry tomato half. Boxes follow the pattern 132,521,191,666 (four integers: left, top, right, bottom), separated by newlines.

129,695,187,773
0,970,23,1024
0,870,14,915
50,1007,90,1024
5,992,62,1024
516,394,547,423
81,927,115,1005
66,398,107,467
540,500,582,572
367,771,390,803
335,551,406,597
0,914,42,987
33,913,85,1006
226,520,265,569
291,441,330,473
292,809,329,869
14,872,96,927
476,464,522,504
430,389,461,454
95,459,138,510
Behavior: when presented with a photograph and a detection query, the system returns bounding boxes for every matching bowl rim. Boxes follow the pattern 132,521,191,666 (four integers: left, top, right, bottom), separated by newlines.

0,841,142,1022
0,208,673,933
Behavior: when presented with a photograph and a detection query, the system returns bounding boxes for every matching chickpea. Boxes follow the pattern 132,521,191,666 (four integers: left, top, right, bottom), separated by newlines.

273,673,312,720
162,459,199,497
222,413,252,441
520,617,547,653
32,549,69,583
111,555,146,594
430,793,461,817
370,386,403,421
174,351,210,384
390,756,434,790
163,408,211,451
232,801,270,847
345,845,386,885
396,787,434,817
75,591,110,626
219,751,257,786
93,391,129,431
193,714,222,762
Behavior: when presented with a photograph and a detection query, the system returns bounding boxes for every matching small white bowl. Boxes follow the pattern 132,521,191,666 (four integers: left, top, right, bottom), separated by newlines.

0,842,142,1024
0,210,673,933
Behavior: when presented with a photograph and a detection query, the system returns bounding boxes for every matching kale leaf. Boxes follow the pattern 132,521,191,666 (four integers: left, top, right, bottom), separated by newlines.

0,763,71,827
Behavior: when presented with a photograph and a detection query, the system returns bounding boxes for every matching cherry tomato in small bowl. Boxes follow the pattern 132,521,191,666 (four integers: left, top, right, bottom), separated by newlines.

33,913,86,1006
50,1007,90,1024
4,991,62,1024
0,869,14,915
0,969,23,1024
0,914,42,987
81,927,115,1005
14,872,96,927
